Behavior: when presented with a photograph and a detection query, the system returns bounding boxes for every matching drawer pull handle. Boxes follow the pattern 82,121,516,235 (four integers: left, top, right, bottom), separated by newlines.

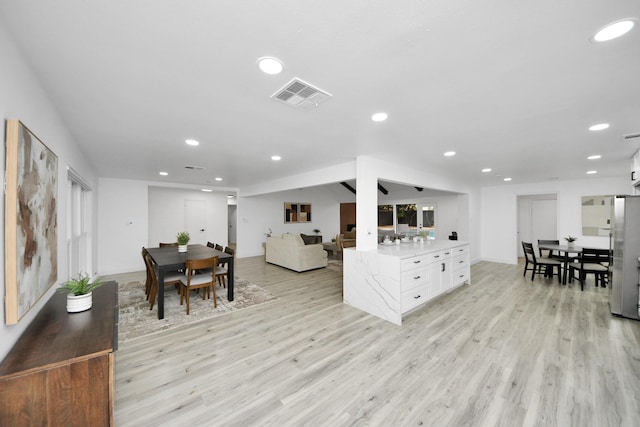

441,263,446,272
459,274,464,278
413,275,421,280
434,255,440,259
413,260,421,264
459,260,464,264
414,295,421,299
445,251,450,255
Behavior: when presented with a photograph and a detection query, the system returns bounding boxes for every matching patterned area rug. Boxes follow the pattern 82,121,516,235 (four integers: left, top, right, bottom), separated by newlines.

326,260,342,272
118,277,276,343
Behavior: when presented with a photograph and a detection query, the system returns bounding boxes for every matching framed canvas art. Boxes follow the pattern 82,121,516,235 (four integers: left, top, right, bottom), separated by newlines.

4,120,58,325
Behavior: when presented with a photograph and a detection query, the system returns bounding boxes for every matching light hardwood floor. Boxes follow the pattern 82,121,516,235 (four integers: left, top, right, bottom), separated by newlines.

114,257,640,426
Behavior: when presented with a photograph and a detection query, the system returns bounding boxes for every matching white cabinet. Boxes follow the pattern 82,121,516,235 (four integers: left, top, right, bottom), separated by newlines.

400,253,430,313
430,249,452,297
344,241,470,325
451,246,470,288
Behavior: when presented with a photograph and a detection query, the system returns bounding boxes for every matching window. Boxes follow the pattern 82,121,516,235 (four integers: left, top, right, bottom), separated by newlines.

67,167,93,278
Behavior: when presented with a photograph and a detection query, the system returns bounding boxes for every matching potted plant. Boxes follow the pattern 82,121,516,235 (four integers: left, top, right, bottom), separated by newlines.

58,273,104,313
177,231,190,252
313,228,321,235
564,235,577,247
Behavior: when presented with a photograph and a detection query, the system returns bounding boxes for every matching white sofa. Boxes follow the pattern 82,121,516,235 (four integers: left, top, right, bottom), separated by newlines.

265,234,328,272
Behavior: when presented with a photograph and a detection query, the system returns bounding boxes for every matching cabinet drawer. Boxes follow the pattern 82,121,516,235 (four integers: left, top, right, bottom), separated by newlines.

401,254,430,271
452,245,468,257
452,254,469,271
401,266,429,290
429,251,448,262
401,283,430,313
452,269,470,286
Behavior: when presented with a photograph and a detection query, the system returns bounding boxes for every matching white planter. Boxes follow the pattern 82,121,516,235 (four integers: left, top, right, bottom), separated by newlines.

178,244,188,252
67,292,92,313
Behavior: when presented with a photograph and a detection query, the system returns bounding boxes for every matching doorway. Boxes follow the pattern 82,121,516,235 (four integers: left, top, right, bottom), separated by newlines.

517,194,558,257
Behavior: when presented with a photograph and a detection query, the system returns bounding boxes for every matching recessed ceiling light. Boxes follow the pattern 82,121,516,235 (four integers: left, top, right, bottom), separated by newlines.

257,57,283,75
201,189,213,192
503,177,512,182
271,155,282,161
589,123,609,131
185,139,199,146
371,112,388,122
587,155,602,160
592,19,636,42
215,177,223,181
482,168,492,173
587,170,598,175
444,151,456,157
159,171,168,176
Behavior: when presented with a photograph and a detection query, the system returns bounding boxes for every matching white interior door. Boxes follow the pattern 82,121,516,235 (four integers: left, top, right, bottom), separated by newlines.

531,199,557,245
184,199,207,245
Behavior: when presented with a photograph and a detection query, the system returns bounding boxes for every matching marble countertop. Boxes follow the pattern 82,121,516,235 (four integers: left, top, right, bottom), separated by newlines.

371,239,468,258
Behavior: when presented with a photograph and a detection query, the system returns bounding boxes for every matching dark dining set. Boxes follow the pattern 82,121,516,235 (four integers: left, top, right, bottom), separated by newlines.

522,240,611,291
142,242,235,319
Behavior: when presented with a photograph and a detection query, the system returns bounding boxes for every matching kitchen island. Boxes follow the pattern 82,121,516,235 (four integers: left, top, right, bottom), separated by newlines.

343,240,470,325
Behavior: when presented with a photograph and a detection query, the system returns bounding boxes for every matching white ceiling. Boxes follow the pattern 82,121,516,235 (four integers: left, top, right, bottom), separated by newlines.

1,1,639,192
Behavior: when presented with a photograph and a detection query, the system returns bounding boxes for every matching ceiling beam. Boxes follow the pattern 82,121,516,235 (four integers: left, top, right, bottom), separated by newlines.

340,182,356,195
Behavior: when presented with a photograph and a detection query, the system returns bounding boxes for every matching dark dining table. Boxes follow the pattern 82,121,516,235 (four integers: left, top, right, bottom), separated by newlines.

146,244,234,319
537,243,582,284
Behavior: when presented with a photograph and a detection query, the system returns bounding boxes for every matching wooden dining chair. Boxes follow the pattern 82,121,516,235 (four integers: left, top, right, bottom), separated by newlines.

145,252,185,310
159,242,178,247
215,243,224,251
522,242,562,283
142,247,153,299
206,241,215,248
180,256,218,315
568,248,610,291
215,247,235,288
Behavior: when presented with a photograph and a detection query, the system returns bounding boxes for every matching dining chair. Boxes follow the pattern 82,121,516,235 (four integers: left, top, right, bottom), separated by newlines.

180,256,218,315
537,239,562,259
207,241,215,248
215,243,224,251
145,252,185,310
142,247,153,299
522,242,562,283
159,242,178,247
216,247,235,288
568,248,610,291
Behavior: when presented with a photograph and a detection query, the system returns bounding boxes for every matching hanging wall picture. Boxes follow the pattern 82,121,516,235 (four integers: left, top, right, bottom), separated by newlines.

4,120,58,325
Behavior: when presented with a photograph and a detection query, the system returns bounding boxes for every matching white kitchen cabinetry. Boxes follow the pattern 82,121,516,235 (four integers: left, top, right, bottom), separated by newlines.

632,149,640,188
343,240,470,325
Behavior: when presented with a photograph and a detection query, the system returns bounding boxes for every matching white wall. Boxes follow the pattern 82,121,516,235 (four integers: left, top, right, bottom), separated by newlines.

97,179,231,274
481,176,629,264
0,20,98,360
148,187,228,248
237,185,352,257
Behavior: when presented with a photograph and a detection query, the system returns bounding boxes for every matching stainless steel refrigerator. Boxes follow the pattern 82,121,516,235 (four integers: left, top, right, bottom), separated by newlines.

610,195,640,320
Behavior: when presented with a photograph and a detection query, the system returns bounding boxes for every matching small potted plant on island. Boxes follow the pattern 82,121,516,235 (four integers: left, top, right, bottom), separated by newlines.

177,231,190,252
564,235,578,247
58,273,104,313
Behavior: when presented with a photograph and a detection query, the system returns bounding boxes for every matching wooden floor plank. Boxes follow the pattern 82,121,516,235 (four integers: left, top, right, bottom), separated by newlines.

113,257,640,426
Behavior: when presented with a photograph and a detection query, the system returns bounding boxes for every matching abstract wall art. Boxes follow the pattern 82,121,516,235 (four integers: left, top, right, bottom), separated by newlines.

4,120,58,325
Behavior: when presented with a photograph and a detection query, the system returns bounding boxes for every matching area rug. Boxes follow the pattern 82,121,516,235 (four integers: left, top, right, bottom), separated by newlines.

118,277,276,343
326,259,343,272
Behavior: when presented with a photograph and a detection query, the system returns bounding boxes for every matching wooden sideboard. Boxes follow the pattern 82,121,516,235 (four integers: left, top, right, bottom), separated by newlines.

0,281,118,426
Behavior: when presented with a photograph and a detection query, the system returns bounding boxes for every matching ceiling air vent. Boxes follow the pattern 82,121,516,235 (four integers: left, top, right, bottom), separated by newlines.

271,78,332,111
623,133,640,141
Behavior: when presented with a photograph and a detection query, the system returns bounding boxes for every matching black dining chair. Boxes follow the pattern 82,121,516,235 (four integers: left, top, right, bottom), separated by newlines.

568,248,610,291
537,239,562,259
522,241,562,283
